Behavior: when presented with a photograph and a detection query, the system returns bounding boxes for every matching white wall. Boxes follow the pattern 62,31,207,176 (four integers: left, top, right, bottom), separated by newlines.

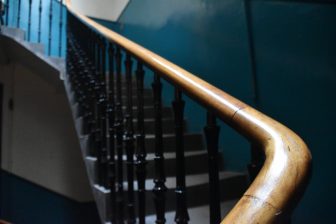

0,62,93,202
71,0,129,22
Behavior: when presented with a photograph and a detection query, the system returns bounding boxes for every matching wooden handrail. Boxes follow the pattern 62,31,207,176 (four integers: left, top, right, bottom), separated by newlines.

65,1,312,223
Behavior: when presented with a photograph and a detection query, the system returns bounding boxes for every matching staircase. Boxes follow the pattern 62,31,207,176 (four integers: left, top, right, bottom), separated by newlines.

1,19,247,224
0,25,65,76
0,1,312,223
64,76,247,223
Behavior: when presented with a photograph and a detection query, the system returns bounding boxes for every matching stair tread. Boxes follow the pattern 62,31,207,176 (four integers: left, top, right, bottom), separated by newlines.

1,26,25,41
86,150,207,161
145,133,201,138
147,150,208,160
145,199,238,224
121,171,244,190
92,170,244,192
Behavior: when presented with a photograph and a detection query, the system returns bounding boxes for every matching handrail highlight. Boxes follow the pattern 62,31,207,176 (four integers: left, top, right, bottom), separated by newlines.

65,1,312,223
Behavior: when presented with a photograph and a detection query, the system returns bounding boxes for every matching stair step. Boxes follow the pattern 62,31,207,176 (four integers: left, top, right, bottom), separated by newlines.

120,95,153,106
26,42,45,55
1,26,25,41
136,118,186,134
89,151,223,179
145,199,238,224
79,132,203,158
92,185,111,223
84,148,242,222
68,90,173,119
48,56,65,71
121,88,152,97
92,171,245,222
74,116,181,140
144,151,222,177
145,133,203,152
132,171,246,214
134,106,172,119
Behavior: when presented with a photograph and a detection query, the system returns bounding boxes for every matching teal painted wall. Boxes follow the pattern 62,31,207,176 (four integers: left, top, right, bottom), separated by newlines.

248,1,336,223
0,170,100,223
5,0,66,57
96,0,336,223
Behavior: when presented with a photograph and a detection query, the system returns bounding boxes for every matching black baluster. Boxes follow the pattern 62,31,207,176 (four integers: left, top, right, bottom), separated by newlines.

17,0,21,28
135,61,147,224
124,53,135,224
152,73,167,224
94,35,104,186
99,37,108,188
38,0,42,42
58,0,63,56
27,0,32,41
48,0,53,55
107,43,117,224
0,0,4,27
173,89,189,224
115,46,124,224
5,0,9,26
247,144,264,182
204,112,221,224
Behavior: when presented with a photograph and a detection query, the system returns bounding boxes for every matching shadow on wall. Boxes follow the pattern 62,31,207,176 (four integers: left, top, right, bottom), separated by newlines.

98,0,254,172
0,170,100,224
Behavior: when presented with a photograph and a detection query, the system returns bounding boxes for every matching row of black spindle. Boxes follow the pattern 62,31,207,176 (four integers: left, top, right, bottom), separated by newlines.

66,10,263,224
2,0,64,56
66,12,222,224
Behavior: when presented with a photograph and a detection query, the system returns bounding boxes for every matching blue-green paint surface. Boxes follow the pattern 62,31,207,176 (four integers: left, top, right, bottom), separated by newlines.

96,0,336,222
249,1,336,223
5,0,67,57
0,170,100,223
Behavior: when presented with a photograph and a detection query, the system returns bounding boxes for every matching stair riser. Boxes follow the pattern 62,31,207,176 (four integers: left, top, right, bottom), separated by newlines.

69,91,154,106
75,116,182,138
82,133,204,157
71,98,175,121
121,88,152,96
142,175,246,215
135,153,222,178
92,174,246,220
68,84,153,97
73,102,173,120
117,152,223,179
1,26,25,40
120,95,153,105
144,134,203,153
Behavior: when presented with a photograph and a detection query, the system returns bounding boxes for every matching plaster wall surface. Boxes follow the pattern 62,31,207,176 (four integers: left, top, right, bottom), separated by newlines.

0,62,92,202
71,0,129,21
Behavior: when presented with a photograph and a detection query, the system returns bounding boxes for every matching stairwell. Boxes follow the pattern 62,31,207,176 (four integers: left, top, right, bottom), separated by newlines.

1,23,247,224
64,77,248,222
0,0,316,222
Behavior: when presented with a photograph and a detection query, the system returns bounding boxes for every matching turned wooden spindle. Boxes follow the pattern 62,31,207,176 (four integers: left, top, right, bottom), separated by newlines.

204,112,221,224
107,43,117,223
114,46,124,224
37,0,42,42
48,0,53,55
152,73,167,224
135,61,147,224
172,89,189,224
124,53,136,224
